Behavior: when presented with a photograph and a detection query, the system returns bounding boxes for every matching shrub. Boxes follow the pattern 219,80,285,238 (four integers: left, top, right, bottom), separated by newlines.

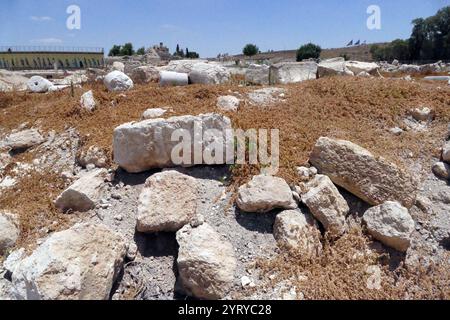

296,43,322,61
243,44,259,57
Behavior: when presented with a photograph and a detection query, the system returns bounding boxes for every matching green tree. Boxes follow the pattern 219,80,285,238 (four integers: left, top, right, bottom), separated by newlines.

174,44,185,57
371,40,410,61
408,7,450,61
108,45,121,57
136,47,146,55
243,44,259,57
409,18,429,60
371,6,450,62
427,6,450,60
370,44,384,61
296,43,322,61
389,39,410,61
186,51,200,59
120,43,134,56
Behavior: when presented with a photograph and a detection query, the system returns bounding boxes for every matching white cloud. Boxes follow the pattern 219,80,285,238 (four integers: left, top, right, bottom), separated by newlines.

30,38,63,44
30,16,52,22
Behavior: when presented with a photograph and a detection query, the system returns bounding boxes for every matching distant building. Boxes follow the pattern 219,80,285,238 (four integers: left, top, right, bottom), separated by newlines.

152,42,172,60
142,42,172,65
0,46,104,70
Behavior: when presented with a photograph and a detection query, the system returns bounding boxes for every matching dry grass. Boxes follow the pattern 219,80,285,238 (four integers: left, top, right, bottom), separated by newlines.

0,76,450,299
255,228,450,300
0,171,77,250
1,77,449,188
1,78,449,242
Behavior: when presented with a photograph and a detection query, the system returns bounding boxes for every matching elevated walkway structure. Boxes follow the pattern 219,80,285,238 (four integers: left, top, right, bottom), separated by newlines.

0,46,104,70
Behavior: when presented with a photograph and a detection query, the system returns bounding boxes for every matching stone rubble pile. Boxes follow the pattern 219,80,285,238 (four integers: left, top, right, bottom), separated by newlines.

0,124,429,301
2,57,447,95
379,60,450,74
1,59,446,301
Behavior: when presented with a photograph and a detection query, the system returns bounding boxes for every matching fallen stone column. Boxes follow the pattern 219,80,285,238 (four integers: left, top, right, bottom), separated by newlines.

159,71,189,86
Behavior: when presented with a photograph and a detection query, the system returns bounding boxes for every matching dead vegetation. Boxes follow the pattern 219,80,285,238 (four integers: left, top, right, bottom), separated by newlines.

0,171,77,250
1,77,450,299
1,78,449,239
1,77,449,188
255,228,450,300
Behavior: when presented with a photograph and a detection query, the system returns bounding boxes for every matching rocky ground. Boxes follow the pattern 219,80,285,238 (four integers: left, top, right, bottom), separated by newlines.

0,62,449,300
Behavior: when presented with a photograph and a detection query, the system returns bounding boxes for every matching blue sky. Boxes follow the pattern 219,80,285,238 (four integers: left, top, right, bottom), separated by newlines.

0,0,448,57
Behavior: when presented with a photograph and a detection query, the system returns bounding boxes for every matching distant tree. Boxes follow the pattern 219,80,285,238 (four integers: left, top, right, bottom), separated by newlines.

186,51,200,59
120,43,134,56
136,47,146,55
185,48,189,57
408,7,450,61
174,44,185,57
369,6,450,62
296,43,322,61
108,45,122,57
243,44,259,57
389,39,411,61
409,18,422,60
370,44,384,61
370,40,410,62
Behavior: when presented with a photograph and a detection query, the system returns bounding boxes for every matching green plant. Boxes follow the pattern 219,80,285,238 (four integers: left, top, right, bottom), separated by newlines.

370,6,450,61
243,44,259,57
108,45,121,57
370,40,410,61
296,43,322,61
136,47,146,55
186,51,200,59
174,44,185,57
120,43,134,56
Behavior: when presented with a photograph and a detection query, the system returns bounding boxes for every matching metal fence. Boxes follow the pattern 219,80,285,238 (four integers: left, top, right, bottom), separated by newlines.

0,46,104,53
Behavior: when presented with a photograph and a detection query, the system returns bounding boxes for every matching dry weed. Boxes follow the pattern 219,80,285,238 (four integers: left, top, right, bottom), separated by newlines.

0,171,76,249
256,228,450,300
